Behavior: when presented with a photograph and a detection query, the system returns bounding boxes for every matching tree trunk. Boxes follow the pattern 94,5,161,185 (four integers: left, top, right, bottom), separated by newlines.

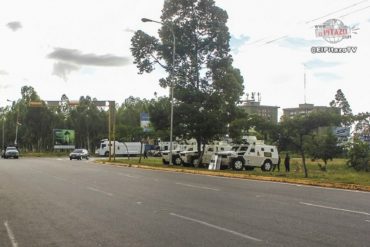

301,150,308,178
300,135,308,177
138,141,143,164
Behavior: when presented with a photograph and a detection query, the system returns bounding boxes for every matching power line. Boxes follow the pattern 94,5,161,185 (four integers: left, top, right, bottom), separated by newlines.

246,0,369,47
305,0,369,24
339,4,370,18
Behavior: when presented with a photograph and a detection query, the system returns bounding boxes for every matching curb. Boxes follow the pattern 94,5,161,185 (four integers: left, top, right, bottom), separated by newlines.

95,161,370,192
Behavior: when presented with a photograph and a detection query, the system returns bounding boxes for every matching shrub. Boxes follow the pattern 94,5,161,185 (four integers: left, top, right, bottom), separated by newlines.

346,139,370,172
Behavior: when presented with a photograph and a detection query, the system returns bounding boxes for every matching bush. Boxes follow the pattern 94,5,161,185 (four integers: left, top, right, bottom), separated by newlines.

346,139,370,172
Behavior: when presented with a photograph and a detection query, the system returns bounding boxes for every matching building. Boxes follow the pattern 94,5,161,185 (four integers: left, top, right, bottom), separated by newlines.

239,93,279,124
282,103,340,118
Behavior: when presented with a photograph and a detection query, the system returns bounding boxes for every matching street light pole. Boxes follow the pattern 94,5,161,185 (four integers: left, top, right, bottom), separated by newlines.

7,99,19,146
141,18,176,164
2,112,5,151
14,112,19,146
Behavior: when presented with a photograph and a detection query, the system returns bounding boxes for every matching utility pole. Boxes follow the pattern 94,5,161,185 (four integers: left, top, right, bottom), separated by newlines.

142,17,176,164
112,101,116,161
2,112,5,151
108,102,112,162
107,100,116,162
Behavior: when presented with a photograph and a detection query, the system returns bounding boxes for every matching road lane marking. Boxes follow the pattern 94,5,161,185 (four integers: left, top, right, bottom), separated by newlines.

300,202,370,216
118,173,141,179
87,187,113,197
170,213,262,242
4,221,18,247
51,175,69,182
175,182,220,191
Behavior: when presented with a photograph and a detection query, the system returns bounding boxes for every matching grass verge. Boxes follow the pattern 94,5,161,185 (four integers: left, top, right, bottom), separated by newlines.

95,157,370,192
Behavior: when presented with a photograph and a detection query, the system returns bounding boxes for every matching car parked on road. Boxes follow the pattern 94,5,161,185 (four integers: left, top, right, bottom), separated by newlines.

3,146,19,159
69,149,89,160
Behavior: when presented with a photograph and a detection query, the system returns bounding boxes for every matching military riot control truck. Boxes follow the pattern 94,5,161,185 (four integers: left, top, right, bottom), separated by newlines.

215,137,279,171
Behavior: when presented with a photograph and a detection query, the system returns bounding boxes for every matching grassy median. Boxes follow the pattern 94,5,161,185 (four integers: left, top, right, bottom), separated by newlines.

98,157,370,190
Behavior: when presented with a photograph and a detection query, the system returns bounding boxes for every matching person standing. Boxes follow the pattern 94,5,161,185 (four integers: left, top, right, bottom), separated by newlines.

284,153,290,172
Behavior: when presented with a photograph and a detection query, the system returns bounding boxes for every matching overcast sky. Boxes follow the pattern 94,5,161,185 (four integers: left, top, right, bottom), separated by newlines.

0,0,369,117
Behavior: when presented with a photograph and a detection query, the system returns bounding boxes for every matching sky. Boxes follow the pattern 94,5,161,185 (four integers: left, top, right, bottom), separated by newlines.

0,0,369,117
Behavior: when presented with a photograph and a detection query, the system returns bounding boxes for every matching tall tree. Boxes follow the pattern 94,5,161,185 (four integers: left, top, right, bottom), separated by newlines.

306,129,342,171
280,111,340,177
131,0,244,155
330,89,352,126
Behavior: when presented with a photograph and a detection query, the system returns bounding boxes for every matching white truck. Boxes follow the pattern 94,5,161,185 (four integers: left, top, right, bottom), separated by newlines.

215,137,279,171
161,144,195,165
161,139,197,165
180,141,232,167
96,139,143,157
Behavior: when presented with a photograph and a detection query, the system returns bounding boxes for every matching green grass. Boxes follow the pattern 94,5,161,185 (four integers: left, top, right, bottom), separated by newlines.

106,157,370,187
19,153,370,187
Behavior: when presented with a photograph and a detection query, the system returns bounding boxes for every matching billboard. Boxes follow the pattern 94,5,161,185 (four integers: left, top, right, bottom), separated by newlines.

140,112,151,132
53,129,75,149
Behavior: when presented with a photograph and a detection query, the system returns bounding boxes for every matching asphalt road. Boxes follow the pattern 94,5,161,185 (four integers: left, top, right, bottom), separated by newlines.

0,157,369,247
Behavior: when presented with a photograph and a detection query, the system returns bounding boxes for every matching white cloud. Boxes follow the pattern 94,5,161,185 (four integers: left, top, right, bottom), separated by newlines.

0,0,368,116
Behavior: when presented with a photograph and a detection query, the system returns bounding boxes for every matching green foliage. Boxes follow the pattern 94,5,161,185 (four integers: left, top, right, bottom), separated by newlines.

229,112,279,144
347,139,370,172
306,130,342,171
148,97,171,140
329,89,352,116
3,86,157,152
116,96,150,142
131,0,244,151
352,112,370,140
280,111,341,177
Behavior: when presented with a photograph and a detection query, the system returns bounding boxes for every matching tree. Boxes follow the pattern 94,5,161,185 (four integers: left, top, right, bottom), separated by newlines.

131,0,244,157
280,111,340,177
148,96,171,140
229,112,279,144
116,97,151,142
306,130,342,171
330,89,352,126
347,138,370,172
352,112,370,141
69,96,107,152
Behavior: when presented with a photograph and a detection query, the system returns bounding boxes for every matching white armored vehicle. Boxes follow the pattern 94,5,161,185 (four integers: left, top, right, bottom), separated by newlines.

214,136,279,171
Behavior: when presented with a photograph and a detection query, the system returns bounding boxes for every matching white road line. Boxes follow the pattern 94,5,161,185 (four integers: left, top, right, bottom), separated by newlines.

118,173,140,179
170,213,262,242
4,221,18,247
365,220,370,223
300,202,370,216
87,187,113,197
51,175,68,182
175,182,219,191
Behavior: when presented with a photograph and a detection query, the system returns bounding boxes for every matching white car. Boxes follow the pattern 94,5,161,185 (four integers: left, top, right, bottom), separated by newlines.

3,146,19,159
